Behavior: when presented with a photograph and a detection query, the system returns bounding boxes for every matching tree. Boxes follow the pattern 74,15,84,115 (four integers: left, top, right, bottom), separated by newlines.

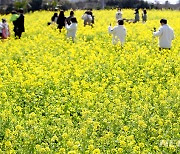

30,0,42,11
14,0,28,11
106,0,150,9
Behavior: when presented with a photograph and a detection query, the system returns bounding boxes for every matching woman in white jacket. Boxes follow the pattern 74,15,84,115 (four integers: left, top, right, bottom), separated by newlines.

108,19,127,46
153,19,174,50
65,17,78,42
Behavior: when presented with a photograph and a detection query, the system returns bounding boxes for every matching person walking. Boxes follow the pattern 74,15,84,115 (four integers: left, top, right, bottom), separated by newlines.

65,17,78,42
108,19,127,46
153,19,174,50
57,10,66,32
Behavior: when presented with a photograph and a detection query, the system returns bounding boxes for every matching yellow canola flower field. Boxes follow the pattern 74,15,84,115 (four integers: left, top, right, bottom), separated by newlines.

0,9,179,153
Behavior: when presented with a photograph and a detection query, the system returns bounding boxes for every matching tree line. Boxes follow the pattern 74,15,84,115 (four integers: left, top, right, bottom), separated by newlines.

106,0,150,9
0,0,175,14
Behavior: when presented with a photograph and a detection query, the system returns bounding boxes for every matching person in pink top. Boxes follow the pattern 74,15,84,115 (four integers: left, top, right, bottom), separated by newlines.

0,19,10,39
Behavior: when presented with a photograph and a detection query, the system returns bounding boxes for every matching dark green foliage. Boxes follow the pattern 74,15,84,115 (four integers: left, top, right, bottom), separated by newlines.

30,0,43,11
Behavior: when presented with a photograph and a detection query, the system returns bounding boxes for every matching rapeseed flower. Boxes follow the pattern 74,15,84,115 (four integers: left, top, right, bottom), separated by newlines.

0,9,179,154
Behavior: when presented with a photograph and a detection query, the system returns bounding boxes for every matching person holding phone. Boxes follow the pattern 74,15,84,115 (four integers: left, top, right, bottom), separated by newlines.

153,19,174,50
108,19,127,46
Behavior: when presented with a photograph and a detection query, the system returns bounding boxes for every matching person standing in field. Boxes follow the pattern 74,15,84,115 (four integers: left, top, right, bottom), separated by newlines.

142,9,147,23
66,11,75,25
10,10,19,25
65,17,78,42
153,19,174,50
57,10,66,32
0,20,4,39
15,8,25,39
116,8,123,21
82,10,93,27
89,9,95,25
108,19,126,46
0,19,10,39
134,8,140,23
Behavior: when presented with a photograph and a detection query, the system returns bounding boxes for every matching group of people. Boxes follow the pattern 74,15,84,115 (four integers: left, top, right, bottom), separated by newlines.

116,8,147,23
134,8,147,23
0,8,175,50
49,10,78,42
48,9,95,42
109,17,174,50
0,8,25,40
107,8,174,50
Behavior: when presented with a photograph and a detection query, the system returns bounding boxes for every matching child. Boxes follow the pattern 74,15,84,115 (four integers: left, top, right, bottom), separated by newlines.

65,17,78,42
0,22,3,39
108,19,126,46
0,19,10,39
10,10,19,23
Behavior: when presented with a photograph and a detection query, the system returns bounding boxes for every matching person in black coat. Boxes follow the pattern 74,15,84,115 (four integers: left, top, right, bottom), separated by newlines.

57,10,66,32
66,11,74,25
51,13,58,23
15,8,25,39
